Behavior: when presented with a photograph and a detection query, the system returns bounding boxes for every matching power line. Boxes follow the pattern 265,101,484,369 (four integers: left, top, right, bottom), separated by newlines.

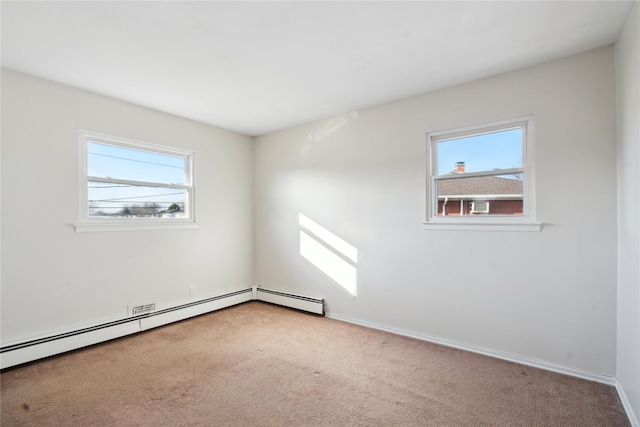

90,191,184,202
88,185,135,188
88,152,184,169
89,202,182,205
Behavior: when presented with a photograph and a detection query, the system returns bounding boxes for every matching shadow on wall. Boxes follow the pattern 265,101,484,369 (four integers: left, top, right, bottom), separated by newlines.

298,213,358,297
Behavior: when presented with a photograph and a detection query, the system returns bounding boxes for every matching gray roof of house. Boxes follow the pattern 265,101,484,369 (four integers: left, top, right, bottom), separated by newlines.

437,175,523,197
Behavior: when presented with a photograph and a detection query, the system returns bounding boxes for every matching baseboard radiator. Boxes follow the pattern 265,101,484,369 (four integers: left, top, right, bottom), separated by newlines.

253,285,324,315
1,286,323,370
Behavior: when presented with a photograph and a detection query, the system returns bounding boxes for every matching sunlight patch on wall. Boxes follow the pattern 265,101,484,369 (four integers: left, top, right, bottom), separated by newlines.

299,213,357,262
307,111,359,142
299,214,357,297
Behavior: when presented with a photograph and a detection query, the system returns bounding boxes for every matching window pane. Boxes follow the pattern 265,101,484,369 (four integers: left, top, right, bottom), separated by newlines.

435,173,523,216
88,181,187,218
437,128,522,175
88,142,186,184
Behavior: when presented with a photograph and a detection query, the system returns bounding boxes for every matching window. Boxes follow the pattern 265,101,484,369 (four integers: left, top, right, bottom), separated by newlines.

469,201,490,214
424,116,540,231
75,131,196,232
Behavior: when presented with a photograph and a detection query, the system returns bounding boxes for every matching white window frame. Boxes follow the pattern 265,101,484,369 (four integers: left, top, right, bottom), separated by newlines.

423,116,541,231
74,131,197,232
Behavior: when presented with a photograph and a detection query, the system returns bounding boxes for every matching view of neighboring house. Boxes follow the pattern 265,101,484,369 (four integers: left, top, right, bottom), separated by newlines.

436,162,523,216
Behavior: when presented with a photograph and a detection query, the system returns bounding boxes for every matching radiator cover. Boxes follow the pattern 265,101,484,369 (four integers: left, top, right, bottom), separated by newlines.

0,286,324,369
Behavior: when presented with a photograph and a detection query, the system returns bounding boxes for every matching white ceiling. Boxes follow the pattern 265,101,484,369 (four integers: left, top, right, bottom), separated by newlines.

1,1,634,136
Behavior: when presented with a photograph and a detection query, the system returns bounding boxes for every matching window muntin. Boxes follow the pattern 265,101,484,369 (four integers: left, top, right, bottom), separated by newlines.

427,117,535,226
80,132,194,224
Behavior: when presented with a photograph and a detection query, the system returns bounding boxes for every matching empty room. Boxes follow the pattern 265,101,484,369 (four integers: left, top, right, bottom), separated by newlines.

1,1,639,426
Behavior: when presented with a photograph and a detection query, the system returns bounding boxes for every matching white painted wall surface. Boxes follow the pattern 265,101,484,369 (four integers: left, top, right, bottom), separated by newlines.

1,69,253,344
616,1,640,422
253,47,618,376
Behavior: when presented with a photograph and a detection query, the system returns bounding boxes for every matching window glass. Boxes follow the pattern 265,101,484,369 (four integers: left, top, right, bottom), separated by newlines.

436,128,522,175
88,182,187,218
435,173,524,216
88,142,186,185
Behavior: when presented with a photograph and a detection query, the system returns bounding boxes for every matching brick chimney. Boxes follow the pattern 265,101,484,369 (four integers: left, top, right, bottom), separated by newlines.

455,161,465,173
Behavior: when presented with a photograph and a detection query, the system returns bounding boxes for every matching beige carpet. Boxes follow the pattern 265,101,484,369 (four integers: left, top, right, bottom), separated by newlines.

0,301,631,426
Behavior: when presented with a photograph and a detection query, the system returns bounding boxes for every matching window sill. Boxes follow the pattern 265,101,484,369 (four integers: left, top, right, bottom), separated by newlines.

73,221,199,233
421,221,542,232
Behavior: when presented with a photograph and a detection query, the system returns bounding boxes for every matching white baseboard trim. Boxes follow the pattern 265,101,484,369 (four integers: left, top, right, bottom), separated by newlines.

325,313,617,386
0,288,253,369
615,379,640,427
328,312,640,427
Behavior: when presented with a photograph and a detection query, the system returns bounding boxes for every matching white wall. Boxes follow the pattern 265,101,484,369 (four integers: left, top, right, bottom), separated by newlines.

253,47,618,377
1,69,254,344
616,1,640,423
